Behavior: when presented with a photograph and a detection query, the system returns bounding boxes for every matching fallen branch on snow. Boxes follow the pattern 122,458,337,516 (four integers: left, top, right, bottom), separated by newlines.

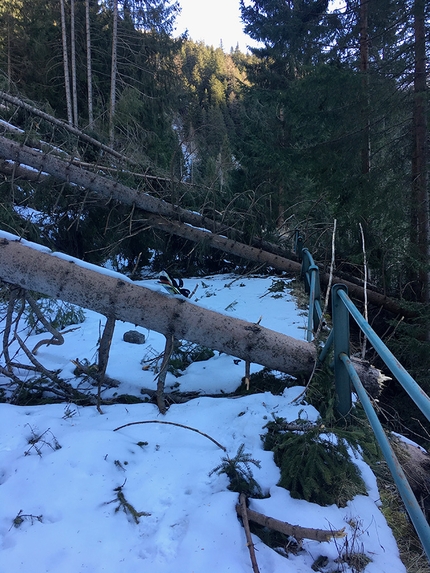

235,497,345,543
238,493,261,573
113,420,226,451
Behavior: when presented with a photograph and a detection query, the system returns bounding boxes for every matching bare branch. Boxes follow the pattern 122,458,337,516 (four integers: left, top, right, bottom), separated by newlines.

113,420,227,451
236,499,346,543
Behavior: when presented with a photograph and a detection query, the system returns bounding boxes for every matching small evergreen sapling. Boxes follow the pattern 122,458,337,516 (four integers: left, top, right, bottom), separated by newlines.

209,444,263,497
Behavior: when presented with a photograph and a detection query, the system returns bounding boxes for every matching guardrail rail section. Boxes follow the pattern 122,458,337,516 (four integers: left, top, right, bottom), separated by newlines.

294,232,430,561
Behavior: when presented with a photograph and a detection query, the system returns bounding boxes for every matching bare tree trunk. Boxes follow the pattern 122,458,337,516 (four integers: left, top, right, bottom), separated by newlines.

276,184,285,229
59,0,73,125
238,494,261,573
156,334,175,414
109,0,118,146
97,315,116,413
6,11,12,91
70,0,78,127
85,0,94,129
359,0,370,175
411,0,429,303
0,236,316,377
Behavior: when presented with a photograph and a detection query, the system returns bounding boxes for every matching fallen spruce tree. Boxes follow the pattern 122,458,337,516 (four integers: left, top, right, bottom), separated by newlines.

0,135,414,317
0,234,316,378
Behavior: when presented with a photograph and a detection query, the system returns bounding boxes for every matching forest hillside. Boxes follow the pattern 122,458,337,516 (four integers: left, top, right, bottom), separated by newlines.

0,0,429,442
0,1,429,569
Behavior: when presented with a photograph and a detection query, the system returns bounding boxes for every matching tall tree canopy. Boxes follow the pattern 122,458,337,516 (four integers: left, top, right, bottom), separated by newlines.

235,0,429,301
0,0,429,413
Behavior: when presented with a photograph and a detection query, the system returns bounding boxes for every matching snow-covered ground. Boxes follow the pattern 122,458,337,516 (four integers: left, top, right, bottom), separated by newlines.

0,273,406,572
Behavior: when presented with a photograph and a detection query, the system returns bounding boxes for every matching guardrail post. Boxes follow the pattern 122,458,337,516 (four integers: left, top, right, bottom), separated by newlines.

301,248,311,290
332,284,352,418
307,264,320,340
311,264,321,332
294,231,304,261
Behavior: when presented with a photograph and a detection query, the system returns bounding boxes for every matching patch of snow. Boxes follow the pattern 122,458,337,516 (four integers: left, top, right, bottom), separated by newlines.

0,273,407,572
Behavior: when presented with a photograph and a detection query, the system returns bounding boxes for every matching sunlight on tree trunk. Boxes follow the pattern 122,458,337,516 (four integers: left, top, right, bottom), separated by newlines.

0,237,316,377
70,0,78,127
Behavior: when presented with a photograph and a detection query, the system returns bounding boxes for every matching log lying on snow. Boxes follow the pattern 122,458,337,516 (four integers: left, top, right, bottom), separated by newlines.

0,235,316,377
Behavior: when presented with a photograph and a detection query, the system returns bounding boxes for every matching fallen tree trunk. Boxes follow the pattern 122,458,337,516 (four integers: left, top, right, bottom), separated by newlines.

0,235,316,377
0,137,413,316
0,136,233,236
138,214,417,316
0,91,141,167
238,494,261,573
143,214,302,274
0,128,295,260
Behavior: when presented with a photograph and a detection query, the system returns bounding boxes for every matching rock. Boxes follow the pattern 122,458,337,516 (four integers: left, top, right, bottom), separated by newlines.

123,330,146,345
390,435,430,520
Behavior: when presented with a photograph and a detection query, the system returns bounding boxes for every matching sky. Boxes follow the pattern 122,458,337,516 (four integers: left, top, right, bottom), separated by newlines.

174,0,258,52
0,240,408,572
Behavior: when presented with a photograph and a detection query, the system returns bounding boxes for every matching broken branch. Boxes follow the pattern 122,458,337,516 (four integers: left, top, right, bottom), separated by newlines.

235,500,345,543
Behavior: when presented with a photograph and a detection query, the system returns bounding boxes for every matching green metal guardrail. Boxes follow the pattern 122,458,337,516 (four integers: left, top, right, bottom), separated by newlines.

294,234,323,342
294,232,430,561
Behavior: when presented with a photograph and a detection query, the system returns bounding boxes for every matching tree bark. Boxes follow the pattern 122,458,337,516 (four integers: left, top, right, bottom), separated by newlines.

156,334,175,414
0,236,316,377
85,0,94,129
109,0,118,146
59,0,73,125
143,213,302,274
97,315,116,412
411,0,429,303
0,136,415,317
360,0,370,175
6,9,12,91
235,499,345,543
70,0,78,127
238,494,261,573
